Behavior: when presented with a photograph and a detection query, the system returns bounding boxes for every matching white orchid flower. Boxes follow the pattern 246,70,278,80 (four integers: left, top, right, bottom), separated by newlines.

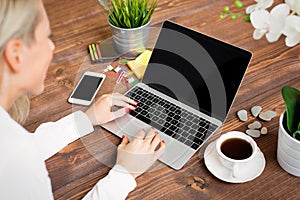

285,0,300,15
246,0,274,14
250,4,290,42
283,15,300,47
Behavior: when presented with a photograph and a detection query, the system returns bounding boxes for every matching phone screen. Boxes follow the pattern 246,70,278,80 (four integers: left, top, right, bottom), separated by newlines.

71,75,103,101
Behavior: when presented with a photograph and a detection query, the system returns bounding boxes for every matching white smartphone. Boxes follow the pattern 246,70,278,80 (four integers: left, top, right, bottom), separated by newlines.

68,71,106,106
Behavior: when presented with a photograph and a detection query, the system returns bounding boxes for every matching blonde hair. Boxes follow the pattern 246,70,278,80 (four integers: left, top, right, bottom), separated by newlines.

0,0,42,124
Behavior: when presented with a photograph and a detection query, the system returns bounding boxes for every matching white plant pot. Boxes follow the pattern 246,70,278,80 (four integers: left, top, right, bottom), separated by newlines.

277,112,300,177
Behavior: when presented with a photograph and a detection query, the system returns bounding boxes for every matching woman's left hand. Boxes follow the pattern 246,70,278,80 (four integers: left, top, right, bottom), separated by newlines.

85,93,137,126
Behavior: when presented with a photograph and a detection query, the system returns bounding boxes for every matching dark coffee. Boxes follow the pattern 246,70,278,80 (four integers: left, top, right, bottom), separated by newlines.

221,138,252,160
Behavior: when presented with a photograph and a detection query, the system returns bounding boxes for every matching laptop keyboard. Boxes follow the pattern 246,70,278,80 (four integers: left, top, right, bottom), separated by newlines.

125,86,218,150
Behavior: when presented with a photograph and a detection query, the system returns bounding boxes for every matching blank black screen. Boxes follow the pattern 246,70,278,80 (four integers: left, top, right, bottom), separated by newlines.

143,21,252,121
71,75,103,101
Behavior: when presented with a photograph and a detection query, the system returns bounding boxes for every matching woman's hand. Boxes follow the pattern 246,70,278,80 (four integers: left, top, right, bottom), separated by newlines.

116,128,166,178
85,93,137,126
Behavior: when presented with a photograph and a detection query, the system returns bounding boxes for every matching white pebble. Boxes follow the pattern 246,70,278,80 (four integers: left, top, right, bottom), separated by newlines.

251,106,262,117
237,109,248,122
264,110,277,119
246,129,261,138
248,121,262,129
259,112,272,121
261,127,268,135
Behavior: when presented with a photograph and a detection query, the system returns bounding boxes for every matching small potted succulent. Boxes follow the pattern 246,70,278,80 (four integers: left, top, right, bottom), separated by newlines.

277,86,300,176
97,0,157,56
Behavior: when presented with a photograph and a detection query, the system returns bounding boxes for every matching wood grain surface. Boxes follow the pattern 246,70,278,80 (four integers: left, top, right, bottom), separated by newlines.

23,0,300,199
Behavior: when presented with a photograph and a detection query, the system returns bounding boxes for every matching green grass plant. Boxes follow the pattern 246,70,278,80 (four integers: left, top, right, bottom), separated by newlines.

97,0,157,28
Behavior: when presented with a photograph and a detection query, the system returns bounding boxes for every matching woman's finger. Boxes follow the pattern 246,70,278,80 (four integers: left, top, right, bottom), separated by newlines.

150,132,161,150
110,107,130,120
144,127,155,144
112,99,136,110
118,135,129,149
154,141,166,159
112,93,137,105
132,129,146,142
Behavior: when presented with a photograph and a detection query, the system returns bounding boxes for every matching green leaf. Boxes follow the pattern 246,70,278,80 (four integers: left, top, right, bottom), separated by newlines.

293,130,300,140
282,86,300,134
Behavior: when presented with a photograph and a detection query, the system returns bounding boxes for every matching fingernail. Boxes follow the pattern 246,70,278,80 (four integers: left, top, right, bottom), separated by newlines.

134,100,138,105
162,140,165,144
131,106,137,110
155,132,158,135
125,108,130,113
122,135,125,139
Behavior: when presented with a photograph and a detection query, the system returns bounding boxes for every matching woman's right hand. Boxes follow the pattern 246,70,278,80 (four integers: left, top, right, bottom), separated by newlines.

116,128,165,178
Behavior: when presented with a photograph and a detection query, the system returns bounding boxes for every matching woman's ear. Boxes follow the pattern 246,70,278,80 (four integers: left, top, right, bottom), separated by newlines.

3,39,24,73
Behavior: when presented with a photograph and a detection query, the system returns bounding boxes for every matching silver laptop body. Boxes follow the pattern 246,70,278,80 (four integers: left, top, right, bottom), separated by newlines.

102,21,252,170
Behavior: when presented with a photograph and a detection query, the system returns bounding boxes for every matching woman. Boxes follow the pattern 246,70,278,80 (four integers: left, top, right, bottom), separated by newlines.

0,0,165,199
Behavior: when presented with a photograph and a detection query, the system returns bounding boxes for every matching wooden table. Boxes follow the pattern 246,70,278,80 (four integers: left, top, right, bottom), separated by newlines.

24,0,300,199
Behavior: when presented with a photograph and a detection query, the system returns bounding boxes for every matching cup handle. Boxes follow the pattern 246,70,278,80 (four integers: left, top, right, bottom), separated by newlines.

232,163,238,178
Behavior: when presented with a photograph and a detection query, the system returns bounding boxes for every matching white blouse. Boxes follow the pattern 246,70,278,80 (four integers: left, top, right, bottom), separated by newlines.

0,106,136,200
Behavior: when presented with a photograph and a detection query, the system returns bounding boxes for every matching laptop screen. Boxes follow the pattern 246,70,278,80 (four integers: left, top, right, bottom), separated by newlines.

142,21,252,122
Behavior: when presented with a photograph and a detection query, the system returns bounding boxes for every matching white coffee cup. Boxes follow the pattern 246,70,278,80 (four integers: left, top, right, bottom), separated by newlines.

215,131,258,178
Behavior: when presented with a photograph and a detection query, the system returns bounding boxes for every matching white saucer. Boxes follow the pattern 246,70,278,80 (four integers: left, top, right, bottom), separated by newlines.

204,141,266,183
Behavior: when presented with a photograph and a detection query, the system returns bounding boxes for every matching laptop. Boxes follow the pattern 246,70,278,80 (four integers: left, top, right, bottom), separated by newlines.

102,20,252,170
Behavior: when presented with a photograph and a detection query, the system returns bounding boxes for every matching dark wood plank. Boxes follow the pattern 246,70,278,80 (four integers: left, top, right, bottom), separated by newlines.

23,0,300,199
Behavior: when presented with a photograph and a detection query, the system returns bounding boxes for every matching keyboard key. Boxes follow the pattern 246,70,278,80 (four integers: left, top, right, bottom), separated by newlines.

136,114,151,124
164,122,171,128
175,109,182,115
159,113,166,118
157,106,163,111
174,115,181,120
186,115,194,120
153,98,159,103
170,120,178,125
191,143,200,150
141,110,148,116
182,131,189,137
158,119,165,125
146,101,152,106
170,107,176,111
154,111,160,116
173,134,180,139
158,101,165,106
185,121,193,126
166,117,172,122
169,125,177,131
178,137,186,143
163,104,171,109
152,116,159,121
183,126,190,131
165,129,174,136
192,124,200,130
180,118,187,123
184,140,193,147
141,92,148,97
189,129,196,135
129,110,138,117
181,112,188,118
169,112,175,117
135,107,142,113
